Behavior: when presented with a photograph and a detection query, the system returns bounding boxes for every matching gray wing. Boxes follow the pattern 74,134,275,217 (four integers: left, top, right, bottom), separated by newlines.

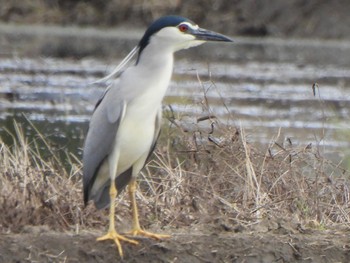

146,107,162,162
91,107,162,209
83,81,126,205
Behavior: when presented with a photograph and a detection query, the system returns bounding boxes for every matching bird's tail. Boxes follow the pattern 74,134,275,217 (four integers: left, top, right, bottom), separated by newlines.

91,167,133,210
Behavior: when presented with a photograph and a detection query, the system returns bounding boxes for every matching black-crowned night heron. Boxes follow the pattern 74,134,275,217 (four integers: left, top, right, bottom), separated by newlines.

83,15,232,257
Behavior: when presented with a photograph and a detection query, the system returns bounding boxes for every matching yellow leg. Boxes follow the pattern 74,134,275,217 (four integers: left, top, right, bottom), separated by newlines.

127,178,170,239
97,181,138,258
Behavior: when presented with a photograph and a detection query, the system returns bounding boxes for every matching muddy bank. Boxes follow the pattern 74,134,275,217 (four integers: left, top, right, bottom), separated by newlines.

1,225,350,263
1,0,350,39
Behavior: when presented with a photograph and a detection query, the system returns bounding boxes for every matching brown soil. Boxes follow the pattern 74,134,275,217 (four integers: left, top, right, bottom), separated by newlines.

1,223,350,263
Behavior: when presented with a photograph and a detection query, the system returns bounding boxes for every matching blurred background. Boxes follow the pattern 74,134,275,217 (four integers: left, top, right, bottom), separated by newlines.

1,0,350,167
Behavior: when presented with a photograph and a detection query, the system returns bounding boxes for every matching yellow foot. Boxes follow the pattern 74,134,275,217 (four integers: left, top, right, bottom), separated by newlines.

128,228,170,240
97,230,139,258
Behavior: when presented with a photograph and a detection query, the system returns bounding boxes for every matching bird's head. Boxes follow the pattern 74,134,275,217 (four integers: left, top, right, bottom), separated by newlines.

94,16,232,83
138,15,232,55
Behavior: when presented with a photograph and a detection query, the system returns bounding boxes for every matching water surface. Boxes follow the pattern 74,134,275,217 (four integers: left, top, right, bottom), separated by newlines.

1,24,350,163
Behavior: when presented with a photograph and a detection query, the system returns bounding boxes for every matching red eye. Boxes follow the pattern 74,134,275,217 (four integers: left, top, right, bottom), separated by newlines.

178,24,189,32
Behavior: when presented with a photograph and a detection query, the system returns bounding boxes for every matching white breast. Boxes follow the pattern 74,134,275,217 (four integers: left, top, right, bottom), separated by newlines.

114,50,174,175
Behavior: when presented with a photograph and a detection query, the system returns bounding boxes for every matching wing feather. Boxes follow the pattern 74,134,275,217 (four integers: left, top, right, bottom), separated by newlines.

147,107,162,162
83,82,126,205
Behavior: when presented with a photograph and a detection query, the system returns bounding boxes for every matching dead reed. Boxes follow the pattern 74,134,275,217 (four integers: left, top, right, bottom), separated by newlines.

1,97,349,234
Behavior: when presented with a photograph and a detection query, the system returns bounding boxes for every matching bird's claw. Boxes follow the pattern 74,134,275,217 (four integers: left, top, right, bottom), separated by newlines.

127,228,170,240
97,230,139,258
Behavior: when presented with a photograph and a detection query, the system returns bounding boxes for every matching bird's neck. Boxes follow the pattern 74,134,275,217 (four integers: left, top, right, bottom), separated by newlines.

137,44,174,74
135,45,175,94
125,45,174,111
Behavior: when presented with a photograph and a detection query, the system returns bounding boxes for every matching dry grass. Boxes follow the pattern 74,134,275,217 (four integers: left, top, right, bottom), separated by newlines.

0,121,83,232
141,117,350,231
1,103,350,235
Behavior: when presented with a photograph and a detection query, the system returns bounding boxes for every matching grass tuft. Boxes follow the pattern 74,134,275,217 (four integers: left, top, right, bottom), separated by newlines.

1,104,349,234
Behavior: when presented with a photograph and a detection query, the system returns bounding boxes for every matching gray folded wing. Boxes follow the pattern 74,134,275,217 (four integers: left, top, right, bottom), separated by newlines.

83,82,126,206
